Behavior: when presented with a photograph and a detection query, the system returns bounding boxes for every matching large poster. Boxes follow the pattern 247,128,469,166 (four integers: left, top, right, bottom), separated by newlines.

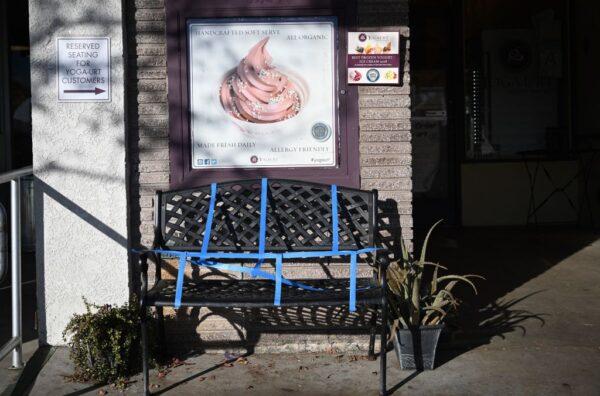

188,18,337,169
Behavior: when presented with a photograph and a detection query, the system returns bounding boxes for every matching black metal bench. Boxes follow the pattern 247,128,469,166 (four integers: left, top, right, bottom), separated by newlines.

136,178,389,395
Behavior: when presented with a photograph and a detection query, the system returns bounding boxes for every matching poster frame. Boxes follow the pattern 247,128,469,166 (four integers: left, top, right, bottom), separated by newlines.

166,0,359,189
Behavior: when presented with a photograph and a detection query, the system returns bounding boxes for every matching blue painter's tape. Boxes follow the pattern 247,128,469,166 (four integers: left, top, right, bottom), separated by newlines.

331,184,339,252
349,252,358,312
174,253,187,309
201,183,217,258
274,254,283,306
252,178,269,277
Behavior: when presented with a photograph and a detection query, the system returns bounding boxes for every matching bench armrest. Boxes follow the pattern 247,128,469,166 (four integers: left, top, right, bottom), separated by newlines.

376,249,390,289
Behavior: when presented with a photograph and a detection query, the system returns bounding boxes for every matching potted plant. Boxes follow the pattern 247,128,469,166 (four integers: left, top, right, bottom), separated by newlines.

387,220,482,370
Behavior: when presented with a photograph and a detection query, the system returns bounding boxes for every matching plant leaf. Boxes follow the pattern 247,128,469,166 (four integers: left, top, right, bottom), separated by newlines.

400,236,410,262
423,262,448,270
419,220,443,267
431,264,440,295
432,288,457,307
436,274,480,294
422,305,447,317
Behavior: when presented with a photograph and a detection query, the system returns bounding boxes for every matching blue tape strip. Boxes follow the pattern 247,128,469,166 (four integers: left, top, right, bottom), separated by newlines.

201,183,217,258
192,260,321,292
349,252,357,312
174,253,187,308
147,248,377,260
281,247,379,260
259,178,268,255
143,245,380,310
331,184,339,252
274,255,283,306
252,178,268,277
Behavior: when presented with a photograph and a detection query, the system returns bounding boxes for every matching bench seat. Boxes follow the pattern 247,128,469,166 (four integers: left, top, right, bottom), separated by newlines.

146,278,383,308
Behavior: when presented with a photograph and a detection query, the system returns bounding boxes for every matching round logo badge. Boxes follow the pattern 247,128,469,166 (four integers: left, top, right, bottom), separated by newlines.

358,33,367,42
311,123,332,142
250,155,258,164
366,69,380,82
500,40,531,71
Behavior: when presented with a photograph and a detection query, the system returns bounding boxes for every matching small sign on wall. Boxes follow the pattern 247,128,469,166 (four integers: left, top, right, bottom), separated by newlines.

57,37,111,102
347,32,400,85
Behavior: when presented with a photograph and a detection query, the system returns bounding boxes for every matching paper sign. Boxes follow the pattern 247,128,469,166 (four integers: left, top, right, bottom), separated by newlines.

57,37,110,102
347,32,400,84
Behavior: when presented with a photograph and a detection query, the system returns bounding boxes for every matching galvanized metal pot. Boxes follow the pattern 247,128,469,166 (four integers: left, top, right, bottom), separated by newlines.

393,324,444,370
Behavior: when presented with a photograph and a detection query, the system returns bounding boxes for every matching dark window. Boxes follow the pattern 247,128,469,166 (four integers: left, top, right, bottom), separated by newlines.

462,0,571,160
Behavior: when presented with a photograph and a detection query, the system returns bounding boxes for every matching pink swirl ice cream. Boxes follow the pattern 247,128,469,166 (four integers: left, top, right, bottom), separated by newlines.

220,37,301,123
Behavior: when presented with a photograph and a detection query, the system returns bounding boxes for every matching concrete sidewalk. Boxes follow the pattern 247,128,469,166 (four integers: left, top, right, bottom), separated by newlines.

26,343,600,395
14,229,600,395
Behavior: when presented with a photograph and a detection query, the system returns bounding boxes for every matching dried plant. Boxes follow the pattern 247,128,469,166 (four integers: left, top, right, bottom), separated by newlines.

387,220,483,334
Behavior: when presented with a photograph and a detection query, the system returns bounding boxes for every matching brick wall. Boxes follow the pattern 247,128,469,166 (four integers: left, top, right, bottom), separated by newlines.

127,0,411,352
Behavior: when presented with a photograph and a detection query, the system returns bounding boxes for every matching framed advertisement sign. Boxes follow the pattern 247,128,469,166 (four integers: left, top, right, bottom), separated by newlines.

347,31,400,85
188,18,337,169
166,0,359,189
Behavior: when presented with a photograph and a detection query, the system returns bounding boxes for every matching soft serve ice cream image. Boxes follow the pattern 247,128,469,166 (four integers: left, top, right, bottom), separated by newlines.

219,37,306,128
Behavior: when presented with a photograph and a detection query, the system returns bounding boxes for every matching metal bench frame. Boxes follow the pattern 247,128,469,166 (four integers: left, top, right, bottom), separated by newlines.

136,179,389,395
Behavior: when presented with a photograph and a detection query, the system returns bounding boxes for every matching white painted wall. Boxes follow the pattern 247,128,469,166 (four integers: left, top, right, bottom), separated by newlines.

29,0,129,345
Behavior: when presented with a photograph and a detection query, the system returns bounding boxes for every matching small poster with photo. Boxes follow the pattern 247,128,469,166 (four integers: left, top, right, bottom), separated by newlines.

347,32,400,85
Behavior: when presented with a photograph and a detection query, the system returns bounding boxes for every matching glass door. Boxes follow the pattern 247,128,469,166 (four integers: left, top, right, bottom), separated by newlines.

0,0,36,349
463,0,571,160
411,0,461,228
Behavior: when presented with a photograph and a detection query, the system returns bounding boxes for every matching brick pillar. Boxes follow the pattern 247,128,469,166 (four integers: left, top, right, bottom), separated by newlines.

358,0,412,250
127,0,411,352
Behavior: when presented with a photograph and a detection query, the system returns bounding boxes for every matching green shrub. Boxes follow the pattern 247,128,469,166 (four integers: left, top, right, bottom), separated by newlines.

63,297,150,385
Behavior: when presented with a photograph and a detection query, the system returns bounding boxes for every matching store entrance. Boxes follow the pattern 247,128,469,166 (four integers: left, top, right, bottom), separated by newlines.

0,1,32,172
0,0,36,356
411,0,461,230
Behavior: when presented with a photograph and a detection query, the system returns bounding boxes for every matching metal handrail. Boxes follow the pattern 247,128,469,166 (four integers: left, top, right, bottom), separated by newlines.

0,165,32,368
0,203,7,282
0,165,32,185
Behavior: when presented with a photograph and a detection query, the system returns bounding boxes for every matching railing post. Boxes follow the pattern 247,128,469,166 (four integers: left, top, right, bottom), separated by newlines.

11,177,23,369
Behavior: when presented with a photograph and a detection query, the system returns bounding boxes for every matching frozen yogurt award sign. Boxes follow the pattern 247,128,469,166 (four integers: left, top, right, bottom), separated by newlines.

188,18,337,169
347,32,400,85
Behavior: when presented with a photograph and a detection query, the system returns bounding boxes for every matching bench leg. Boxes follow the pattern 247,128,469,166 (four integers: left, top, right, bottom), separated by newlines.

157,306,166,351
380,296,387,396
141,305,150,396
368,308,378,360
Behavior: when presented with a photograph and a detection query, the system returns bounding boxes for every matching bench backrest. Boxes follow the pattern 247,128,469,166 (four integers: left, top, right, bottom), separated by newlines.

155,179,377,252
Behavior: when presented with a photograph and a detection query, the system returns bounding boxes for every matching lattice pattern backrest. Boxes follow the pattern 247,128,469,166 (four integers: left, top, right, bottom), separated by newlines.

159,179,375,251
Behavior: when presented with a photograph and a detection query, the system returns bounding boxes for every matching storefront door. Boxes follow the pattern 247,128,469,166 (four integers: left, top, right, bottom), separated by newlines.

0,0,36,349
411,0,461,229
0,1,32,172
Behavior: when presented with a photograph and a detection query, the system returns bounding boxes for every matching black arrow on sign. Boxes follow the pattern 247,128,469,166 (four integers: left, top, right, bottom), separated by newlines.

63,87,106,95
